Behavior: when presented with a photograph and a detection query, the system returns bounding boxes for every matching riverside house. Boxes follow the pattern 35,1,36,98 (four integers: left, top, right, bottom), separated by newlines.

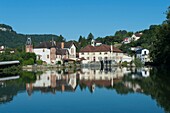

79,40,124,64
26,38,77,64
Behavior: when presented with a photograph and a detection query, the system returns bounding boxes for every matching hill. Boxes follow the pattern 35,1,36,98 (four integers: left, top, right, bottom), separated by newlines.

0,24,65,50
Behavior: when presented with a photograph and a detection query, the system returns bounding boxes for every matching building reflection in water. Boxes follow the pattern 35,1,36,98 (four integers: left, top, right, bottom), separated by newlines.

26,70,77,95
26,67,151,95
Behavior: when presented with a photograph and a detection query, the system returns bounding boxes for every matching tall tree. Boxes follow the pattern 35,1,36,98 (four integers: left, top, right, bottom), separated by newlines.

151,6,170,66
87,33,94,42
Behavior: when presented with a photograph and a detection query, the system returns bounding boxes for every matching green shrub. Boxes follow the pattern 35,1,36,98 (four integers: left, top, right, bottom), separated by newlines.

134,58,144,67
122,61,128,67
36,60,43,65
22,58,34,65
57,61,61,65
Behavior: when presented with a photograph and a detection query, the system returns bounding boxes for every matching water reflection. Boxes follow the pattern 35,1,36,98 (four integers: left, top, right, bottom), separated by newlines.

26,70,77,95
0,67,170,113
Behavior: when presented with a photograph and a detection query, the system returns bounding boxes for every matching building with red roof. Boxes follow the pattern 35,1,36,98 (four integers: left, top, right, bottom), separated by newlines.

79,40,123,64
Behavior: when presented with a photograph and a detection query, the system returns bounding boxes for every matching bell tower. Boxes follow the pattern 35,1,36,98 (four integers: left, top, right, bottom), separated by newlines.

25,37,33,53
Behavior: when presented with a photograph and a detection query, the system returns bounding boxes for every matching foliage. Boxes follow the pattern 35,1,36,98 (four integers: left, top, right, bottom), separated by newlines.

36,60,43,65
0,51,36,65
56,61,61,65
0,24,65,50
119,7,170,66
1,66,21,75
87,33,94,42
121,61,128,67
133,58,144,67
20,71,37,83
22,58,34,65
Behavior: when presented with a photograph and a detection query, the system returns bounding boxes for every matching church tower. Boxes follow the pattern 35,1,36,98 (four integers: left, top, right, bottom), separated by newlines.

25,37,33,53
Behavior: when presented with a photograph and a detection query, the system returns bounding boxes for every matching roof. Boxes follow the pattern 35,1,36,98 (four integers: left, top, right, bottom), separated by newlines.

79,44,122,53
34,41,56,48
35,41,76,49
95,40,102,43
134,33,142,37
136,48,149,54
56,42,75,49
56,49,68,55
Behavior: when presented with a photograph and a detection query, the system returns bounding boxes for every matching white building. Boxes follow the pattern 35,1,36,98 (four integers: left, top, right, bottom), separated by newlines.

91,39,102,46
33,41,56,64
131,33,142,41
56,42,77,59
122,37,131,44
136,49,150,64
79,44,123,64
79,40,123,64
33,41,77,64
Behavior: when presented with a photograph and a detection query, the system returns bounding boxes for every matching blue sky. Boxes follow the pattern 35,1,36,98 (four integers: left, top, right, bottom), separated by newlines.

0,0,169,41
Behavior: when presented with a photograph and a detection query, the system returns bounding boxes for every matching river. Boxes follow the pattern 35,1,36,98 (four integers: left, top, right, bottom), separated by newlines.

0,67,170,113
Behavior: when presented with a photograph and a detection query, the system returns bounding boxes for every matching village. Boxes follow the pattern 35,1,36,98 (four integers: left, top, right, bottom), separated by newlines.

23,32,150,68
0,32,150,69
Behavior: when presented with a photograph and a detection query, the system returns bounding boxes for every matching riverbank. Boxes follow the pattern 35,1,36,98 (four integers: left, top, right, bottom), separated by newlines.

22,64,81,70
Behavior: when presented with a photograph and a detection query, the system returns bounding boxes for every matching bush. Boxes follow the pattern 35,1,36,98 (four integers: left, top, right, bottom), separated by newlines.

122,61,128,67
134,58,144,67
57,61,61,65
22,58,34,65
36,60,43,65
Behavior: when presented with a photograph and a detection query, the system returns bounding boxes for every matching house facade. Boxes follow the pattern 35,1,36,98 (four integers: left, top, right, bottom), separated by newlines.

79,43,123,64
122,37,131,44
136,49,150,64
131,33,142,41
32,40,76,64
33,41,56,64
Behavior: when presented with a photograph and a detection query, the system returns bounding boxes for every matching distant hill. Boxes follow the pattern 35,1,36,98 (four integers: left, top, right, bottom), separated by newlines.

0,24,65,50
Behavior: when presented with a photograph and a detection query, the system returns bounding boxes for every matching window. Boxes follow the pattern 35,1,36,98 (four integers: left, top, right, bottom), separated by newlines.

43,49,45,52
71,48,74,54
87,57,89,60
104,52,107,54
47,55,49,59
93,57,95,62
144,51,147,55
81,53,84,55
93,53,95,55
99,52,102,55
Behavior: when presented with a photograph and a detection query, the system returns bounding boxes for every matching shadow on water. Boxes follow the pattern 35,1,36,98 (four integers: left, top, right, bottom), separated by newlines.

0,67,170,112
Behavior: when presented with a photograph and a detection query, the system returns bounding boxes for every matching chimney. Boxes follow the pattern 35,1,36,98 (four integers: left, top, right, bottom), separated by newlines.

111,44,113,52
61,42,64,49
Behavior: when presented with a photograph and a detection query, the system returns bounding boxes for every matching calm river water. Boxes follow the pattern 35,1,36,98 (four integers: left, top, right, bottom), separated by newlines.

0,67,170,113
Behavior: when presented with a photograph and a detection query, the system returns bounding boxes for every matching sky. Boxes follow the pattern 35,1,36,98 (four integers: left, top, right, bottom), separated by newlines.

0,0,169,41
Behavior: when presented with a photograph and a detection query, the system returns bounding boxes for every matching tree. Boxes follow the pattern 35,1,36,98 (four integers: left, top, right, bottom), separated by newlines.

57,35,65,42
78,35,83,43
150,6,170,66
87,33,94,42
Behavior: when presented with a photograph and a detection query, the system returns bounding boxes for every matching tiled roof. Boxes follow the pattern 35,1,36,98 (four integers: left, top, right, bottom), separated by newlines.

56,49,68,55
34,41,56,48
79,44,122,53
34,41,75,49
56,42,74,49
135,33,142,37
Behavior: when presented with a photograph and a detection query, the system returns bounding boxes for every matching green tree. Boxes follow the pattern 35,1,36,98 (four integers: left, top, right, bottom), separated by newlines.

87,33,94,42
